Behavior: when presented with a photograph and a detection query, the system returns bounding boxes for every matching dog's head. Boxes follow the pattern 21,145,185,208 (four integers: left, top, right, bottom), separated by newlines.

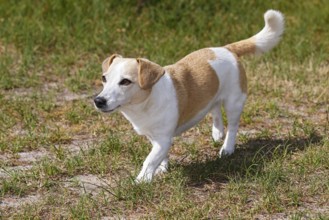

94,54,165,112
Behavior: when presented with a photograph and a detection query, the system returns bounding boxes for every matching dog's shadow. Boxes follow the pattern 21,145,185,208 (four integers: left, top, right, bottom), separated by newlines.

178,133,323,186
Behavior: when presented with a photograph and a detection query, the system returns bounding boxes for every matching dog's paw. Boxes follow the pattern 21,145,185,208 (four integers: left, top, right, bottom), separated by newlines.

219,146,234,158
212,129,225,142
135,173,153,184
155,164,168,176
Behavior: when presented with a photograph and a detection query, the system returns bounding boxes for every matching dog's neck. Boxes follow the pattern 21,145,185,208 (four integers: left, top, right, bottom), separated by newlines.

119,72,179,137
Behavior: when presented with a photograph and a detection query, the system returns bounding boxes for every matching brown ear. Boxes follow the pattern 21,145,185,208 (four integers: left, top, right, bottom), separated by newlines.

137,58,165,90
102,54,122,73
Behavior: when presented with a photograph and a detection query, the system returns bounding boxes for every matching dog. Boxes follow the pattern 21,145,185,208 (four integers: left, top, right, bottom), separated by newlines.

94,10,284,182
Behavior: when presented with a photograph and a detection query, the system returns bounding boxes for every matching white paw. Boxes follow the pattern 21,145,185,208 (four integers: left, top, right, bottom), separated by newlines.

212,129,225,142
219,146,234,157
135,172,153,184
155,164,168,176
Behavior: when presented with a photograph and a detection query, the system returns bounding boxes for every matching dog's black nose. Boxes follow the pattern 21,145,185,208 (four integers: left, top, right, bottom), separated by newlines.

94,97,107,108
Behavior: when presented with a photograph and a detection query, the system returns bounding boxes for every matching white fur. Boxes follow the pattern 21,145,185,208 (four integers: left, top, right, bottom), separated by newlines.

121,73,178,182
121,73,179,138
95,9,284,182
209,48,247,155
254,10,285,55
124,48,246,182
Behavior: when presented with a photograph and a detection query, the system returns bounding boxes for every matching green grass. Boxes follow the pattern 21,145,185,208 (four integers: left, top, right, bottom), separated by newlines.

0,0,328,219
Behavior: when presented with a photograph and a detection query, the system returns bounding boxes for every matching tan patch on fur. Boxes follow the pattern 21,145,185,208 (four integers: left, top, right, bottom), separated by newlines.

125,59,152,104
237,60,248,94
102,54,121,73
137,58,165,90
165,49,219,127
225,37,256,57
230,53,248,94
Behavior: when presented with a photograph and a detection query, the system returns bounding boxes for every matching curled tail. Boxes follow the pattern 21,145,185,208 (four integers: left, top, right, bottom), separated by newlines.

225,9,285,57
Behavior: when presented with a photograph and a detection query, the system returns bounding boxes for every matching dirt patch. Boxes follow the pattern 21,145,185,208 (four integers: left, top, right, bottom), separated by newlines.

65,138,97,155
65,174,114,195
57,88,91,103
254,213,288,220
0,165,33,178
0,194,41,209
17,150,49,163
2,82,91,106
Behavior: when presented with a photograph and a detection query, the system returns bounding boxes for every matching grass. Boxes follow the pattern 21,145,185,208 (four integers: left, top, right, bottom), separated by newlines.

0,0,328,219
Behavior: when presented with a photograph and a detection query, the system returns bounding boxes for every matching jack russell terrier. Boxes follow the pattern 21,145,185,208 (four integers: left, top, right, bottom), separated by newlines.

94,10,284,182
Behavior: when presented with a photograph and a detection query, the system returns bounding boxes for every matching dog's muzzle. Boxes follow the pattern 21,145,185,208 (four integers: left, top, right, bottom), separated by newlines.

94,96,120,112
94,96,107,109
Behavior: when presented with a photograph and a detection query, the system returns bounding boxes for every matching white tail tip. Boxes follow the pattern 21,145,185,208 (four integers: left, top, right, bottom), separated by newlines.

264,10,285,35
255,9,285,55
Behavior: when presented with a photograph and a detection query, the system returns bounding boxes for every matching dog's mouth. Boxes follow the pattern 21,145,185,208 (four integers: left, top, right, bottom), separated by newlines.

99,105,121,113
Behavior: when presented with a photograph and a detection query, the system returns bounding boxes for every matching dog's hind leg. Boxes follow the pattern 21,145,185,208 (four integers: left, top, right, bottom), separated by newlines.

211,103,225,142
219,95,246,157
155,157,169,175
136,137,171,183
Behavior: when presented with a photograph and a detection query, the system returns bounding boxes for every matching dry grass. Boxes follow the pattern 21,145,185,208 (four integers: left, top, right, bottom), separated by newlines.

1,1,328,219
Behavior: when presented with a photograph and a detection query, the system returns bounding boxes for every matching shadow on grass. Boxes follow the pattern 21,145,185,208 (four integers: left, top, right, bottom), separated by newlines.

179,132,323,186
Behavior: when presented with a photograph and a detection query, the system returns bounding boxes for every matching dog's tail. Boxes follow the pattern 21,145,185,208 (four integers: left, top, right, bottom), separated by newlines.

225,9,284,57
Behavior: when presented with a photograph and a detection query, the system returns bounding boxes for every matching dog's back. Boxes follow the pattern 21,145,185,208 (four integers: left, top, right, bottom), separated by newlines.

165,49,219,127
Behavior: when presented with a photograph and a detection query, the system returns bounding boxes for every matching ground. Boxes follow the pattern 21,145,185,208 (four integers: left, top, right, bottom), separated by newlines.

0,1,328,219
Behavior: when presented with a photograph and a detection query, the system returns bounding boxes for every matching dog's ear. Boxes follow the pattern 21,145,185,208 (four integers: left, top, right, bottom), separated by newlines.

137,58,165,90
102,54,122,73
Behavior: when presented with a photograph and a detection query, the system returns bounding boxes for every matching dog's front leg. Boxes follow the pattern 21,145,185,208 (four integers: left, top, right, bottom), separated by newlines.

136,137,171,183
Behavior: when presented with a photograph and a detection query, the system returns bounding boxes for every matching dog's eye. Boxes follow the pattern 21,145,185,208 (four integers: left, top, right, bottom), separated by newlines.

119,78,132,86
102,75,106,83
